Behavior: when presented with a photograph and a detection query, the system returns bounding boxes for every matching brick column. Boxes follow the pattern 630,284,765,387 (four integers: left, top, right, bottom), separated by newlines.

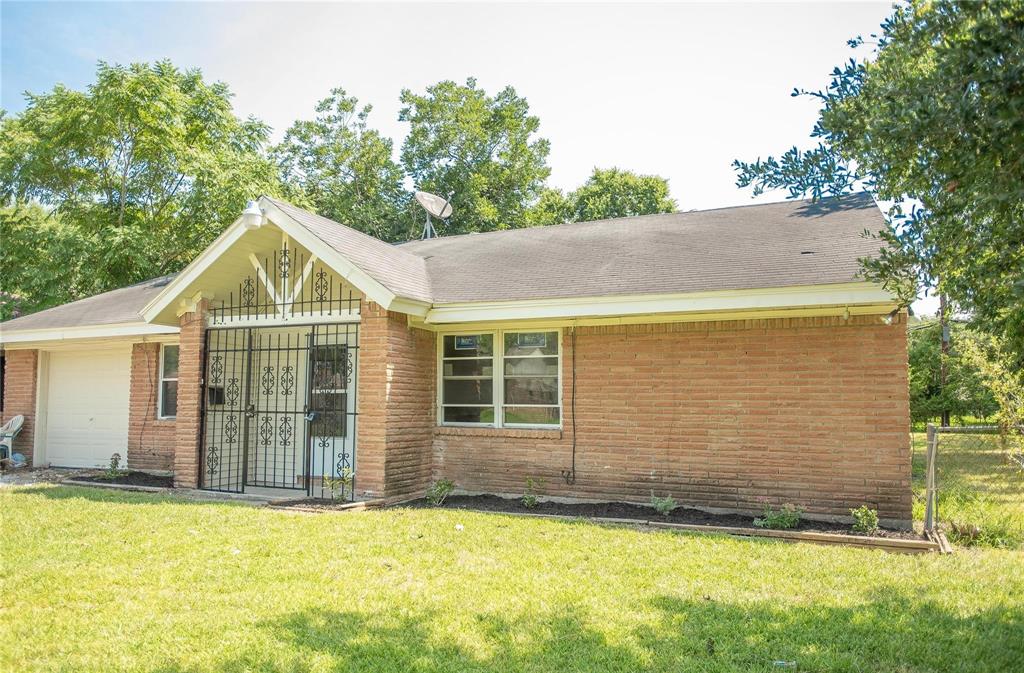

356,301,435,500
2,349,39,465
174,301,207,488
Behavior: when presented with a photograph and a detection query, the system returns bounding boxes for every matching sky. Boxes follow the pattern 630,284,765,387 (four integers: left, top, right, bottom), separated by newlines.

0,1,937,313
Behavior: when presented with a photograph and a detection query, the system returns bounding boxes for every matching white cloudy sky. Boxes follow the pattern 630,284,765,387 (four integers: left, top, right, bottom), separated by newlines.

2,1,937,312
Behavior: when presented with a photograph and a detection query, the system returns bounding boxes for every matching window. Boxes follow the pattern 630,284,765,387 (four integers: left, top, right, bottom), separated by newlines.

439,330,560,428
158,344,179,419
310,344,349,437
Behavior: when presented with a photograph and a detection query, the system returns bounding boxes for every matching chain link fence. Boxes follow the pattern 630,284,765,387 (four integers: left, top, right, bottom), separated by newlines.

918,424,1024,548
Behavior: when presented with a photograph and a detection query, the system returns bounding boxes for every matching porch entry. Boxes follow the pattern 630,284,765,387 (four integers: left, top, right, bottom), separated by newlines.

200,322,358,500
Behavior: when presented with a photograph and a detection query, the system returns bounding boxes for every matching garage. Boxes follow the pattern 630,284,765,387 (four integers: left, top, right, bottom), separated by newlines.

42,347,132,468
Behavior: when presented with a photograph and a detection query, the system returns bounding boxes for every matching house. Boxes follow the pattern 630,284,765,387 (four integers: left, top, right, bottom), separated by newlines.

0,193,911,525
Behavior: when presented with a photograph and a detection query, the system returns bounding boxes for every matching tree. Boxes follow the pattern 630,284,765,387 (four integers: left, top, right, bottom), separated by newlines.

908,319,998,424
527,168,677,226
0,203,90,320
732,1,1024,362
0,60,281,311
399,78,551,235
273,88,410,242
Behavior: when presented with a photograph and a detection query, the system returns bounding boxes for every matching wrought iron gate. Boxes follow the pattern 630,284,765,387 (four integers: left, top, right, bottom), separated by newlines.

200,323,359,499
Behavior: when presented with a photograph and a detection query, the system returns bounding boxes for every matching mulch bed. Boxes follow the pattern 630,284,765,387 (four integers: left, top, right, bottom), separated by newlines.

400,495,923,540
73,471,174,488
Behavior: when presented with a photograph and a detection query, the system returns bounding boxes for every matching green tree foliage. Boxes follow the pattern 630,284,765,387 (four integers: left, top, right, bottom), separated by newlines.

732,1,1024,361
527,167,676,225
0,60,281,309
908,319,997,424
399,78,551,235
0,203,89,320
272,87,410,242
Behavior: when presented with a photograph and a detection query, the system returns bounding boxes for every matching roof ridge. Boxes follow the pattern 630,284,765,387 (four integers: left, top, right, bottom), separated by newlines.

398,192,874,249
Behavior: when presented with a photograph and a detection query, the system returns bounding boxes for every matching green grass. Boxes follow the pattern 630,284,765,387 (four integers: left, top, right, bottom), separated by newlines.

2,486,1022,672
912,430,1024,548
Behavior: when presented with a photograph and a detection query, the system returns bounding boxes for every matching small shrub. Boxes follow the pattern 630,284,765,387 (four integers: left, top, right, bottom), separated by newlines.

522,477,544,509
426,479,455,506
850,505,880,533
650,492,678,516
753,503,803,530
323,468,353,500
102,453,125,480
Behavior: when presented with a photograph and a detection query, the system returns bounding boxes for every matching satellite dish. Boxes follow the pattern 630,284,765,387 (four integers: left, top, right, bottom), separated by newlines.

414,190,454,239
415,191,454,219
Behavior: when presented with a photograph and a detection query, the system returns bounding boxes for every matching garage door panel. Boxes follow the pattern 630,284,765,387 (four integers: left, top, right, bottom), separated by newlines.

45,349,131,468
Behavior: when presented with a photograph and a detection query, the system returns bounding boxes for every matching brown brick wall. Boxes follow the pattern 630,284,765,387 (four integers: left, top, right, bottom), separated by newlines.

2,349,38,465
356,302,435,499
430,314,912,523
174,302,207,488
127,343,176,472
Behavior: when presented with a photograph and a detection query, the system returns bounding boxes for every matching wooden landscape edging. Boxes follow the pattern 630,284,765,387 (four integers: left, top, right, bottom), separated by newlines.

488,511,942,554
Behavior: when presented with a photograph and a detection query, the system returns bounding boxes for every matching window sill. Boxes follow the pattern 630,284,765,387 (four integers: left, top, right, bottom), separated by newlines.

435,426,562,440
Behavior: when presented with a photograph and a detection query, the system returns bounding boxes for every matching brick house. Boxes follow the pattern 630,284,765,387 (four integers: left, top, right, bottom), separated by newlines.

0,193,911,525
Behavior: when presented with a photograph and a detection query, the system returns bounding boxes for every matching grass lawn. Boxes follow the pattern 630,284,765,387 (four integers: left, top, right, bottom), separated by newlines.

911,430,1024,548
2,486,1022,672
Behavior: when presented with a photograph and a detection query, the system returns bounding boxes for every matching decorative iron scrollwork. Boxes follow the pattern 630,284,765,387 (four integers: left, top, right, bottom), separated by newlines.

278,416,293,447
280,365,295,396
278,246,291,279
261,366,275,396
313,269,329,301
209,355,224,385
224,415,239,444
206,446,219,475
226,378,240,406
259,415,273,447
241,277,256,307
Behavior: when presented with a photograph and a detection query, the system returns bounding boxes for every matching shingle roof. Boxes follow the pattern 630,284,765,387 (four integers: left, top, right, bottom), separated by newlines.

265,197,433,302
398,192,885,303
0,193,887,335
0,275,176,332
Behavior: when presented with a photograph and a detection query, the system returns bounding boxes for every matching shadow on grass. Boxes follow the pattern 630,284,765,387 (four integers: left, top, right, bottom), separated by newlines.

7,484,255,509
148,591,1022,673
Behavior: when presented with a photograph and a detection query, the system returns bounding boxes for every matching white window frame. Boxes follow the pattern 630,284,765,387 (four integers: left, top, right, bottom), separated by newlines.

437,328,562,429
157,343,180,420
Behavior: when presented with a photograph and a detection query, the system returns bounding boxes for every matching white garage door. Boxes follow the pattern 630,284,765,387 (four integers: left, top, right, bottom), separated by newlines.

45,348,132,468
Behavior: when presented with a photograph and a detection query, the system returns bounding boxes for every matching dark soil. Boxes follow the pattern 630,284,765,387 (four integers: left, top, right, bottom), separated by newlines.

273,498,365,511
75,471,174,488
399,494,923,540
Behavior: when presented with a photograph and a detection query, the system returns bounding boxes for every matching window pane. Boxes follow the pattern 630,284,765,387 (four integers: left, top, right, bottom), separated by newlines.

443,334,493,358
504,406,559,425
505,357,559,377
504,331,558,356
443,379,493,405
443,406,495,424
161,380,178,417
162,345,180,378
443,359,494,377
504,377,558,405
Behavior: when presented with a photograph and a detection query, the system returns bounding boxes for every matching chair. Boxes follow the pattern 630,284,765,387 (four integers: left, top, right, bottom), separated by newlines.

0,415,26,468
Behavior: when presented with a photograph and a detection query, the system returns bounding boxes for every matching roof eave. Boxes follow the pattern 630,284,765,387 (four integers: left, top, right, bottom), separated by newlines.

419,282,898,325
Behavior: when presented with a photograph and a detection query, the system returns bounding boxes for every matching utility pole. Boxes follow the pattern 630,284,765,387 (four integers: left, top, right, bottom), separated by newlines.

939,293,950,427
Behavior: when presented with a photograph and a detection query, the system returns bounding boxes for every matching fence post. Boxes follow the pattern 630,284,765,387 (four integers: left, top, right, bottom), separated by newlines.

924,423,937,532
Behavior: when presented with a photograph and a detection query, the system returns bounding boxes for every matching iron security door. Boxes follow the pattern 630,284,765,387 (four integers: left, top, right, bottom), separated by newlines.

201,323,359,497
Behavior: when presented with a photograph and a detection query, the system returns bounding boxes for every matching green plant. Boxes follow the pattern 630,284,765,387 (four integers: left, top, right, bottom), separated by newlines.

522,477,544,509
425,479,455,506
323,468,354,501
850,505,880,534
102,453,125,480
753,503,803,530
650,492,677,517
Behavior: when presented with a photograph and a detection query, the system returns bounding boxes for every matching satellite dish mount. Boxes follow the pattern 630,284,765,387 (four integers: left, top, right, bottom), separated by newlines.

415,190,454,240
